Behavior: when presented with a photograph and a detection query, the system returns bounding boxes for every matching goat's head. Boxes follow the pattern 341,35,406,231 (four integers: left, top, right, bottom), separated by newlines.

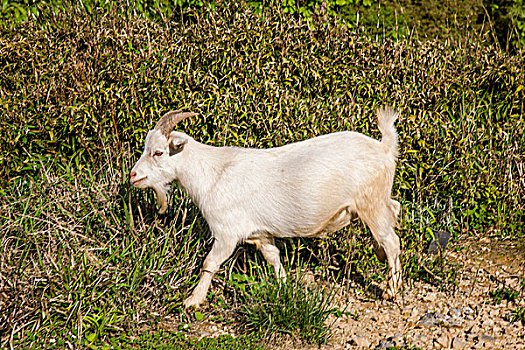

130,110,197,213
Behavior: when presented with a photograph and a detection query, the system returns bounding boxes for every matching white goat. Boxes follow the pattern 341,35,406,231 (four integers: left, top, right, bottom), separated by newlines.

130,108,402,308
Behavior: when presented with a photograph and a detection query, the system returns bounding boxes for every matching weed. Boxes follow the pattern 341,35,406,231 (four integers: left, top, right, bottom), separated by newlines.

489,287,519,304
510,307,525,326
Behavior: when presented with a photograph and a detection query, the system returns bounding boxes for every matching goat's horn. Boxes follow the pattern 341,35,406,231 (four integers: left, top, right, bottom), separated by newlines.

154,110,197,137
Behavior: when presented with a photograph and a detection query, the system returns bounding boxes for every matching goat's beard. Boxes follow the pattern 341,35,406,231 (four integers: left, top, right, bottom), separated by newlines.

152,184,171,214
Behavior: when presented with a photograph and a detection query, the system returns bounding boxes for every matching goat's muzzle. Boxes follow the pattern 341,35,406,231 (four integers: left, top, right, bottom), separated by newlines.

130,171,147,185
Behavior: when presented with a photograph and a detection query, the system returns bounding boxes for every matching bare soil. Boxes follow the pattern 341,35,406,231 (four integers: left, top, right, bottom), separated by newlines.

318,237,525,349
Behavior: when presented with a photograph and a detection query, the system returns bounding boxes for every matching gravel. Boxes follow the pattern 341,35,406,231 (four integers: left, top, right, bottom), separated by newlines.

269,238,525,349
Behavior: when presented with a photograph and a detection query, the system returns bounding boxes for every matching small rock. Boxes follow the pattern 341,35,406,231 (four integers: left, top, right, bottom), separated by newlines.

463,307,475,316
352,334,371,349
481,320,494,328
417,313,437,327
423,292,437,302
451,337,468,349
416,312,446,328
376,338,396,349
391,333,403,342
428,230,451,254
445,316,463,328
468,323,482,335
448,308,462,317
414,333,428,343
478,334,495,343
435,332,451,348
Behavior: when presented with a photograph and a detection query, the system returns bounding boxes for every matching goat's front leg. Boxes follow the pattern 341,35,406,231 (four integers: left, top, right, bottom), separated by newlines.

183,237,237,308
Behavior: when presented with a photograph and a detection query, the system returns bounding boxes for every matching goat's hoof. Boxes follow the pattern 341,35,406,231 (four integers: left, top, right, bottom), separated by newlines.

183,295,203,309
383,288,398,300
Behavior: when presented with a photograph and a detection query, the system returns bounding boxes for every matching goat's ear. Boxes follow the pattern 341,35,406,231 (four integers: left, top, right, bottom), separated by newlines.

168,134,188,155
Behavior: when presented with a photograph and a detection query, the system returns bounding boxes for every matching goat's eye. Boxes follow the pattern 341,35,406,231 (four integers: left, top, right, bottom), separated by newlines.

153,151,163,157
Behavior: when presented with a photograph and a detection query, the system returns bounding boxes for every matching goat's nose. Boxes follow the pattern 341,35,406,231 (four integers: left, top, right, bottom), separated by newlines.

130,171,136,178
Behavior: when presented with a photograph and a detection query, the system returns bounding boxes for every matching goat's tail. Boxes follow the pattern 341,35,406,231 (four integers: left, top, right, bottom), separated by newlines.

377,106,399,158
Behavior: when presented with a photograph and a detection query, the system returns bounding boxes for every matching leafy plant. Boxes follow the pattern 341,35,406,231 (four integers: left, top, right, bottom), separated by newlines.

484,0,525,50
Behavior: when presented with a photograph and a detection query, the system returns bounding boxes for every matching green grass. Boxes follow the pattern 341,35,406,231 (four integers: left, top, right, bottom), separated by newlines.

13,330,264,350
0,1,524,348
510,307,525,326
2,169,258,347
232,264,338,344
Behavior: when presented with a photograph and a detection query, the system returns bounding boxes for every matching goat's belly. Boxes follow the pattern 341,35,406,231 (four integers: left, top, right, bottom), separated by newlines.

269,205,354,239
319,207,355,236
306,206,354,238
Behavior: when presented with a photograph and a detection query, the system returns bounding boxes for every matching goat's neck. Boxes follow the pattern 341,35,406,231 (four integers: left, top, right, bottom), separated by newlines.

175,141,232,209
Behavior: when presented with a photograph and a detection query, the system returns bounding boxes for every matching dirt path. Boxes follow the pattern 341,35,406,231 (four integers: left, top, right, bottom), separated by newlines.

303,237,525,349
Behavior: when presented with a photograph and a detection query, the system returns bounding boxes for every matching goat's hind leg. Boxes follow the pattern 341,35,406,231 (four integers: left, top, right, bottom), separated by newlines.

383,230,402,299
184,237,238,308
248,237,287,281
359,204,402,299
373,199,401,263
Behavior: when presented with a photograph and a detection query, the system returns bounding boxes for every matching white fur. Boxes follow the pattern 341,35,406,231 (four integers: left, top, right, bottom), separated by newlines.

130,107,402,308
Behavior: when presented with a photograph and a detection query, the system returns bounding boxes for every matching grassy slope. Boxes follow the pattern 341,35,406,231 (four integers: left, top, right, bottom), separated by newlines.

0,1,524,348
